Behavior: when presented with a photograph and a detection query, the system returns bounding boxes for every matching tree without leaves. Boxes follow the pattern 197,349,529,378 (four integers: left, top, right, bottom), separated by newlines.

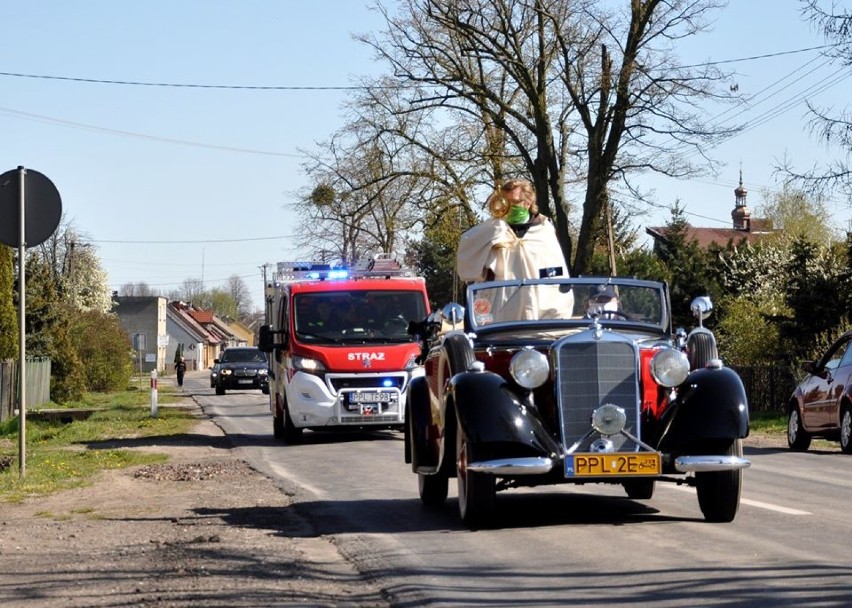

782,1,852,199
119,282,158,297
296,77,486,264
361,0,740,275
226,274,253,318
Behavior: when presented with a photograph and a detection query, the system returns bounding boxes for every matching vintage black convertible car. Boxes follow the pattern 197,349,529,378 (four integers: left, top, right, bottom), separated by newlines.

405,276,750,528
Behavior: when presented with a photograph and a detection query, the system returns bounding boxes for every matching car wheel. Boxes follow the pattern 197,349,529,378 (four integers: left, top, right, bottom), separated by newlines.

282,403,303,445
272,409,284,439
623,479,655,500
695,439,743,523
456,412,495,528
262,385,270,395
787,406,812,451
840,403,852,455
215,385,225,396
418,473,448,506
687,330,718,370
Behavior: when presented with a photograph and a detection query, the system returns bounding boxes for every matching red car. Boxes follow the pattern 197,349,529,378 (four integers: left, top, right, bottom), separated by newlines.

787,330,852,453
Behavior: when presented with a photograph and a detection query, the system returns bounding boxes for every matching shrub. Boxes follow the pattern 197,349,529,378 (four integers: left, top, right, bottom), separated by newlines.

69,311,133,392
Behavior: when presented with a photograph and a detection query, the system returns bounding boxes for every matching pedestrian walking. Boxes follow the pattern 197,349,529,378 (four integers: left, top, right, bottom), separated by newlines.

175,357,187,388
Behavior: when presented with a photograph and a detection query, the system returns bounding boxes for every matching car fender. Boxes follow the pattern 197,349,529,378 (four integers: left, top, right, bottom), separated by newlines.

449,370,560,456
664,365,749,447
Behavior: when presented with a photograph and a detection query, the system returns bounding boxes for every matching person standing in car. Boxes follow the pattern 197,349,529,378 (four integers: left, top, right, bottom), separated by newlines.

456,179,572,320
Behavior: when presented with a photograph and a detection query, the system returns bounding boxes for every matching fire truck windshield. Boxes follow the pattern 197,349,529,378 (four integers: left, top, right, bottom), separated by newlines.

293,290,427,344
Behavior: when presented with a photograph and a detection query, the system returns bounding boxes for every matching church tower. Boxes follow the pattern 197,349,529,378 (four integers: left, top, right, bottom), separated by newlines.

731,170,751,231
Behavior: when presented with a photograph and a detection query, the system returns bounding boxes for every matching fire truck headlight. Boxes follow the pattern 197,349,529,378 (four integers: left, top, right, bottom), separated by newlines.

650,348,689,388
291,355,326,374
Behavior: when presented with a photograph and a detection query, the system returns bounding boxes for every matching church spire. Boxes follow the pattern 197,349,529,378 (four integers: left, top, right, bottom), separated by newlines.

731,169,751,231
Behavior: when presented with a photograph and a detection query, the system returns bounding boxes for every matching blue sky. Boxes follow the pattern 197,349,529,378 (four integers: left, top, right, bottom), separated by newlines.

2,1,850,311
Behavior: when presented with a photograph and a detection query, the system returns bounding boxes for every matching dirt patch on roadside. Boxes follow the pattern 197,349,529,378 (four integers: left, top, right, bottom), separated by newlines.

0,402,389,607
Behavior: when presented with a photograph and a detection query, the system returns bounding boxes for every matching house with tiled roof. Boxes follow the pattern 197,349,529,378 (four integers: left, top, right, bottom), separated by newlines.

222,317,254,347
166,302,219,372
646,173,778,251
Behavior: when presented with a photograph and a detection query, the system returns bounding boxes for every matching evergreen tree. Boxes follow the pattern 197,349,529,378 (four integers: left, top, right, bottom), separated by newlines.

0,246,17,360
25,256,85,402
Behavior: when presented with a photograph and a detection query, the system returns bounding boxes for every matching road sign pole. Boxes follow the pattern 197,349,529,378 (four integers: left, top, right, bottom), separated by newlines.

17,167,26,478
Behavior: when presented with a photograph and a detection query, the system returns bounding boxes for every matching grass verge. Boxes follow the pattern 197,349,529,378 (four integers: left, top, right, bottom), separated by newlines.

0,387,196,503
749,410,787,434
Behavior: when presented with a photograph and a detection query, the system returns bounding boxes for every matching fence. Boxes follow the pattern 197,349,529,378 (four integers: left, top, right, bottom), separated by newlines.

0,358,52,422
729,364,798,413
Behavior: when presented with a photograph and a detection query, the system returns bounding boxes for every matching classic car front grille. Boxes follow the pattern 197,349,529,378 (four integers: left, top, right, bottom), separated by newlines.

555,336,640,453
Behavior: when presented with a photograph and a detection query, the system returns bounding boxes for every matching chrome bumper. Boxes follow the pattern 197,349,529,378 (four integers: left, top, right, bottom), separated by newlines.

674,455,751,472
468,457,554,475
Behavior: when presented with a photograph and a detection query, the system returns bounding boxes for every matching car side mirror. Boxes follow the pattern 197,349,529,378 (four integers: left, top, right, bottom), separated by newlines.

258,325,274,352
801,360,816,374
441,303,465,329
213,358,220,364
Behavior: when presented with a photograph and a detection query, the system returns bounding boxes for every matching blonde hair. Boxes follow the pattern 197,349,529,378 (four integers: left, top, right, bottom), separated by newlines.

487,179,539,218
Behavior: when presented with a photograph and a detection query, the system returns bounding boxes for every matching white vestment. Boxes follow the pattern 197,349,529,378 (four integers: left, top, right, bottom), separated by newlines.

456,218,574,322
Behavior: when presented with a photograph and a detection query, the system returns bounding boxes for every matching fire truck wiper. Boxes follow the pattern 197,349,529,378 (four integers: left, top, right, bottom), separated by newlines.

344,336,414,344
296,331,343,344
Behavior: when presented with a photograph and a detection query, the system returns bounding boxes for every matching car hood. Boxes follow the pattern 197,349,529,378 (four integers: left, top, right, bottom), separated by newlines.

219,362,268,370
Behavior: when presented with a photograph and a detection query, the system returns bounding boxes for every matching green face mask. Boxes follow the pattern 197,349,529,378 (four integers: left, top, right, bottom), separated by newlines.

506,205,530,225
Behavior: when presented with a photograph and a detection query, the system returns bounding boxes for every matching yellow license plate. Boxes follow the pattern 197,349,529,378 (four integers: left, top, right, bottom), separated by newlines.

566,453,661,477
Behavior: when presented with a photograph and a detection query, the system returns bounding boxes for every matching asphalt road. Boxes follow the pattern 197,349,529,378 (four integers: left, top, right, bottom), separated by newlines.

192,376,852,607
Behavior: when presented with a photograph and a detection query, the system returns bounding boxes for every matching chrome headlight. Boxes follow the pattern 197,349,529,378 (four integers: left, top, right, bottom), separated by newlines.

509,348,549,389
221,369,233,376
257,368,268,376
650,348,689,388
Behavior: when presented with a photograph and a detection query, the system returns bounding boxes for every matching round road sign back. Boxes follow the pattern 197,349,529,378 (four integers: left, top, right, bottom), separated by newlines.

0,167,63,248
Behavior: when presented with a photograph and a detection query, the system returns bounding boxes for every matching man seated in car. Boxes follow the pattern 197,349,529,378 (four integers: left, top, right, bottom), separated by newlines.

585,284,623,318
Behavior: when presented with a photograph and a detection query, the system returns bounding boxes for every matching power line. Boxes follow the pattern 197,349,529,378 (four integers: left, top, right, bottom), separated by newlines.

92,234,293,245
679,43,842,68
0,70,374,90
0,106,306,158
0,44,843,90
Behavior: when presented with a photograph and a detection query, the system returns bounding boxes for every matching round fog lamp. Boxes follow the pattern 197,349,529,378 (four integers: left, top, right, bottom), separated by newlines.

591,404,627,436
509,349,549,389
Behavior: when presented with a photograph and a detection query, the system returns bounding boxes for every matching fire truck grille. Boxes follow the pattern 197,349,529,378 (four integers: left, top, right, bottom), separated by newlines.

328,375,406,394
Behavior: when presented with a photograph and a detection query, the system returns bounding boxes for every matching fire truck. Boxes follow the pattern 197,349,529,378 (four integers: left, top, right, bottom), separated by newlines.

257,254,430,444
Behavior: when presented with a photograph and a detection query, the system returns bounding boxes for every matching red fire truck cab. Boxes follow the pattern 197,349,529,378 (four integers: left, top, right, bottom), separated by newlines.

257,255,430,443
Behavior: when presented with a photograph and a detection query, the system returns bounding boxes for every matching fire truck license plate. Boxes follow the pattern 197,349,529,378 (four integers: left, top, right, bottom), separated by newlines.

350,392,392,404
565,453,661,477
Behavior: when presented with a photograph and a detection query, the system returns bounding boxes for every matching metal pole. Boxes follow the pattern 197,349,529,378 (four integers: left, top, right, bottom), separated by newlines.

150,370,158,418
17,166,26,478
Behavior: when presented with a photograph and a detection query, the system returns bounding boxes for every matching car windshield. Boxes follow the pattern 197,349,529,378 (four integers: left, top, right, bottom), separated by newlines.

294,289,428,345
220,349,266,363
466,277,667,331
